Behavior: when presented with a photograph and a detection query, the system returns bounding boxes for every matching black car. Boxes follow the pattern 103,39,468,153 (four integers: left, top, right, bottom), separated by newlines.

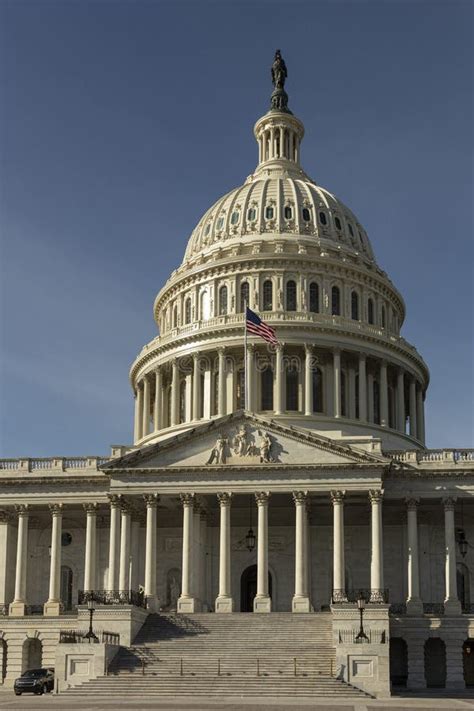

14,668,54,695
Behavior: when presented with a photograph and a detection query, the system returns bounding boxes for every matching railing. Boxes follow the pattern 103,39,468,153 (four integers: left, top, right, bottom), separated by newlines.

385,449,474,464
59,630,120,645
0,457,110,473
332,588,389,604
338,629,387,644
78,590,147,608
389,603,407,615
423,602,445,615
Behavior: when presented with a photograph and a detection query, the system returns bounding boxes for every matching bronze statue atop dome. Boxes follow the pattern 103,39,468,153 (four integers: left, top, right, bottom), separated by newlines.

270,50,291,114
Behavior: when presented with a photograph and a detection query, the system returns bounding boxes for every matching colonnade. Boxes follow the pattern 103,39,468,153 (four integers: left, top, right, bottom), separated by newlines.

257,124,301,164
133,346,426,443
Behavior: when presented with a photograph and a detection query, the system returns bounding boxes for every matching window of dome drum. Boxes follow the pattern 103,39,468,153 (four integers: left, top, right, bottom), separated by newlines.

219,286,228,315
368,298,375,324
334,216,342,230
331,286,341,316
263,280,273,310
231,211,239,225
302,207,311,222
381,305,386,328
286,280,297,311
240,282,249,312
351,291,359,320
309,282,319,312
265,206,274,220
247,207,257,221
284,206,292,219
319,211,327,225
185,299,191,324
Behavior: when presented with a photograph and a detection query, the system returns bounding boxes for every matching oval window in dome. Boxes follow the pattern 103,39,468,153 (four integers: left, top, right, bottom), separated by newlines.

231,211,240,225
216,217,224,231
284,206,292,220
302,208,311,222
265,206,274,220
347,223,354,236
204,223,211,236
319,211,327,225
247,207,257,221
335,217,342,230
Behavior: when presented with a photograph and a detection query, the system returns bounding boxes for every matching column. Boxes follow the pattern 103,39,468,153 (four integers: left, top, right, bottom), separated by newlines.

9,506,29,616
0,511,12,613
443,497,461,615
83,503,97,593
358,354,367,421
144,494,159,611
279,126,284,158
215,493,234,612
333,349,341,418
254,492,271,612
133,390,140,441
331,491,346,602
409,377,417,438
136,382,144,441
178,494,196,613
379,361,388,427
142,375,151,437
274,344,283,415
200,510,208,609
405,498,423,615
153,368,162,431
348,366,356,419
369,490,385,601
217,348,226,417
292,491,310,612
305,502,313,610
44,504,63,616
397,369,405,433
304,345,313,416
171,358,179,427
192,502,201,610
416,387,424,443
246,345,255,411
107,495,121,592
192,354,202,420
269,127,275,159
118,503,131,592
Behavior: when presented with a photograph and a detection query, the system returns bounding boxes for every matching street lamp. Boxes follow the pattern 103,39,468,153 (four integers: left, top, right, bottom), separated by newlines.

355,594,369,643
83,596,99,643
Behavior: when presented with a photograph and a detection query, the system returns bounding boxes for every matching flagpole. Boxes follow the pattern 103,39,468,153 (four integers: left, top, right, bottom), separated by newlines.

244,300,248,411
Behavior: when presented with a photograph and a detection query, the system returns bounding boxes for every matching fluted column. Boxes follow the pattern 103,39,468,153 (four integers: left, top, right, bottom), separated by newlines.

107,495,121,592
358,354,367,421
443,497,461,615
379,361,388,427
397,370,405,433
154,368,162,431
215,493,234,612
144,494,159,611
333,349,341,418
369,491,385,601
178,493,196,613
409,377,417,438
9,506,29,616
305,502,312,609
133,389,140,441
192,354,202,420
171,358,179,427
118,503,131,591
44,504,63,616
292,491,310,612
192,502,201,609
416,387,425,444
217,348,226,417
142,375,151,437
136,382,144,441
304,345,313,416
200,511,208,608
406,498,423,615
274,344,283,415
254,492,271,612
246,345,255,412
331,491,346,602
83,503,98,593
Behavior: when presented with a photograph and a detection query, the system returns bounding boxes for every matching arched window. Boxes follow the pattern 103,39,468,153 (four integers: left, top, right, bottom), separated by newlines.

179,380,186,423
381,305,386,328
335,216,342,230
351,291,359,320
319,211,327,225
302,207,311,222
237,369,245,409
240,281,249,312
265,206,274,220
261,367,273,410
368,298,375,324
309,282,319,313
219,286,228,315
230,211,239,225
263,280,273,311
200,290,210,321
184,298,192,325
247,207,257,221
286,366,299,411
312,367,323,412
286,280,297,311
172,304,178,328
284,206,292,220
331,286,341,316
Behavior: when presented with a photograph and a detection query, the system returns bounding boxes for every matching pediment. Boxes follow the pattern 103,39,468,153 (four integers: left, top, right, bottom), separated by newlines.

103,412,387,472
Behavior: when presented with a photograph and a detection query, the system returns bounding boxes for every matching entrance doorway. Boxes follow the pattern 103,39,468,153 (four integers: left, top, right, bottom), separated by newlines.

464,639,474,686
240,565,272,612
60,566,73,610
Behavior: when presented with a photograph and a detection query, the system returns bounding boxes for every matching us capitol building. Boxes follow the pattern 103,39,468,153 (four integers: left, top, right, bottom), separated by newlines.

0,52,473,698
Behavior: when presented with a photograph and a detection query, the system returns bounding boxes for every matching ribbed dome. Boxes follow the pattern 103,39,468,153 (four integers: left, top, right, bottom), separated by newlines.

182,173,375,264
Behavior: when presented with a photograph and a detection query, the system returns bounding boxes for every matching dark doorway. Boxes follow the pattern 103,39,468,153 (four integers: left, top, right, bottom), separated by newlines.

0,639,7,683
240,565,272,612
463,639,474,687
60,565,73,610
424,638,446,688
389,637,408,688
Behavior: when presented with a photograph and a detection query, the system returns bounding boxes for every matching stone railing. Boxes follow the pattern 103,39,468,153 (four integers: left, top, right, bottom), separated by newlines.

385,449,474,465
0,457,110,473
332,588,389,604
59,629,120,645
78,589,147,609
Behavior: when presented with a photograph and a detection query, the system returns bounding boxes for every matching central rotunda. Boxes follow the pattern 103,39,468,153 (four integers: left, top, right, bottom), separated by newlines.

130,54,429,452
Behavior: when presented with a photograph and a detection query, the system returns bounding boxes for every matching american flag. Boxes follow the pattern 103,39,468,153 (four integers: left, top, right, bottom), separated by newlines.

246,307,278,345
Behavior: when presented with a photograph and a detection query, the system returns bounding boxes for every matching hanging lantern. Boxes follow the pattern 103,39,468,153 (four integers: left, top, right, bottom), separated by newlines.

245,527,256,552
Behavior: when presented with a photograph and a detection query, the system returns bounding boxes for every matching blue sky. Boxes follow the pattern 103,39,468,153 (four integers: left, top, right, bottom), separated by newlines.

0,0,472,455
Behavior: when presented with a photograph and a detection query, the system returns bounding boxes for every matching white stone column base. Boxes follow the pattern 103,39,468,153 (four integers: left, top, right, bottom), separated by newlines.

177,596,197,614
215,596,234,613
146,596,160,613
405,598,423,616
43,600,61,616
444,598,462,615
254,595,271,613
9,601,26,617
292,596,311,613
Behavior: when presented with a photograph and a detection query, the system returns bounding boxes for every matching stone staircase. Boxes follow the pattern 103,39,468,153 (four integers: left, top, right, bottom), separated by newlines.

64,612,370,698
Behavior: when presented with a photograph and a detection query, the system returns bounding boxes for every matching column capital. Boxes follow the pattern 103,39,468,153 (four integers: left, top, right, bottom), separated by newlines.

304,343,315,355
333,347,341,356
292,491,308,505
14,504,29,516
217,492,232,506
217,346,225,357
330,490,345,504
83,503,99,515
0,510,12,524
406,497,419,511
247,343,255,353
369,489,384,504
180,493,195,507
443,496,457,511
358,353,366,361
107,494,122,507
255,491,271,505
143,494,160,508
49,503,64,516
120,500,133,514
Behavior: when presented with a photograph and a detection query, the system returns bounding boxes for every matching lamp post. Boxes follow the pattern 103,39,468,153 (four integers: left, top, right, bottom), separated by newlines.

83,596,99,643
355,593,369,643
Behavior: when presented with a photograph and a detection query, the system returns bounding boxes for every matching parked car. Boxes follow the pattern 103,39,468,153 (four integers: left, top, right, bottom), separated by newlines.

14,668,54,695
